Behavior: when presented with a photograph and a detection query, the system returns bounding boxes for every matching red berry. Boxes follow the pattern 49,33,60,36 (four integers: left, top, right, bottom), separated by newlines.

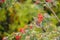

30,26,33,29
38,14,43,23
20,28,25,33
15,36,21,40
46,0,52,2
0,0,5,3
2,0,5,2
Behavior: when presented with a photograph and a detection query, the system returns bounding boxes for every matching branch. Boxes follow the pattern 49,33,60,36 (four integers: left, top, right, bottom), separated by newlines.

45,2,60,22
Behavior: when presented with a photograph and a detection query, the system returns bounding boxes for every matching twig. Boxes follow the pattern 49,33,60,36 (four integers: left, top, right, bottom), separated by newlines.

45,2,60,22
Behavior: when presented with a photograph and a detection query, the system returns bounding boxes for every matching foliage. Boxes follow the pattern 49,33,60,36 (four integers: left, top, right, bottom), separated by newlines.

0,0,60,40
